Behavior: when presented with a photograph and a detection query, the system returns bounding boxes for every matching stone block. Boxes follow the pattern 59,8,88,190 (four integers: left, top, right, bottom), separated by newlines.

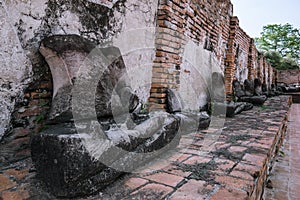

31,112,180,197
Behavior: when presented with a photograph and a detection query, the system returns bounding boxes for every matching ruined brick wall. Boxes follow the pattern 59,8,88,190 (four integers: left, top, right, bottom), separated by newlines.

277,70,300,85
268,65,273,88
0,0,159,159
234,24,252,83
149,0,279,104
257,53,264,81
150,0,233,110
0,0,279,143
223,24,277,97
248,39,258,80
0,59,53,165
262,58,271,90
224,17,252,99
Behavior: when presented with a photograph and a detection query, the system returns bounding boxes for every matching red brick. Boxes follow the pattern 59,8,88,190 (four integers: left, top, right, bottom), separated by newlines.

183,156,211,165
167,153,191,163
1,189,29,200
0,174,16,191
4,168,29,181
215,158,236,173
234,162,260,178
242,153,266,167
131,183,173,198
230,170,254,180
228,146,247,152
124,178,149,190
210,187,248,200
169,179,210,200
215,175,253,191
144,172,184,187
165,168,192,178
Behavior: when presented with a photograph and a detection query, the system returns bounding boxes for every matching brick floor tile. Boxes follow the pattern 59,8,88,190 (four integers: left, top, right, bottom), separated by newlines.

146,160,172,171
210,187,248,200
136,158,171,174
248,142,270,150
242,153,266,167
0,174,16,191
4,169,29,181
179,148,210,156
1,191,23,200
1,188,29,200
183,156,211,165
167,153,191,163
215,175,252,191
144,172,184,187
265,103,300,199
164,167,192,178
234,162,260,177
228,146,247,153
131,183,173,198
124,178,149,190
230,170,253,180
215,158,236,173
214,142,231,150
169,179,209,200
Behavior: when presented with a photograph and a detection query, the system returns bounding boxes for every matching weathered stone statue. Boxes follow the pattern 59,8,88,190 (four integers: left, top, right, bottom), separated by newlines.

208,74,253,118
254,78,262,96
32,35,182,197
31,35,211,197
244,79,254,96
234,79,267,105
211,72,226,102
233,80,245,98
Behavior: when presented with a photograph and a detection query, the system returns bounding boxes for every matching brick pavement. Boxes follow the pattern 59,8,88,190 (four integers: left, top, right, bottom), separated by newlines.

0,96,292,199
264,104,300,200
85,96,292,200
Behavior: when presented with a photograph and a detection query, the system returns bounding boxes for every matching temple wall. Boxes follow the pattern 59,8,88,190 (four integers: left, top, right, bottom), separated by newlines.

0,0,278,142
277,70,300,85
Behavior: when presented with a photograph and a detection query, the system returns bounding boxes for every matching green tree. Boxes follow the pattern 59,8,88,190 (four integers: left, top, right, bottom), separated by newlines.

264,51,298,70
255,23,300,69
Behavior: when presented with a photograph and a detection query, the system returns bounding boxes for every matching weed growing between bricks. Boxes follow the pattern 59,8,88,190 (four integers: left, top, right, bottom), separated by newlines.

173,161,218,184
213,147,243,161
226,134,252,144
245,146,268,154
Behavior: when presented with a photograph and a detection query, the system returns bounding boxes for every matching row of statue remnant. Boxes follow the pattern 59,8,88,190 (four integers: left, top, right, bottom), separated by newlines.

31,35,292,198
31,35,211,197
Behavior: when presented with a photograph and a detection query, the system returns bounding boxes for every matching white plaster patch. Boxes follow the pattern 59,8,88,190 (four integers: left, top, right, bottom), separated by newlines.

180,41,224,111
0,4,32,139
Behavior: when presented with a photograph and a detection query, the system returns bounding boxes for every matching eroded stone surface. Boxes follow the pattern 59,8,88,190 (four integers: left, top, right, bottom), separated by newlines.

0,4,32,140
39,35,133,122
0,0,158,141
31,112,181,197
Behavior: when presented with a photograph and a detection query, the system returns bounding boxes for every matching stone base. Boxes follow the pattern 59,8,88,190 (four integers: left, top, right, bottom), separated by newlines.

212,102,253,118
239,95,267,105
31,111,210,197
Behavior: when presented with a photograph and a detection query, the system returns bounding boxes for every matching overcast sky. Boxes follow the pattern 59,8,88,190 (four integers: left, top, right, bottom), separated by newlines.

230,0,300,38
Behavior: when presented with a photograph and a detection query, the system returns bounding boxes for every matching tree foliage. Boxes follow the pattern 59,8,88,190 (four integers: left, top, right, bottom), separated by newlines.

255,23,300,70
264,51,298,70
